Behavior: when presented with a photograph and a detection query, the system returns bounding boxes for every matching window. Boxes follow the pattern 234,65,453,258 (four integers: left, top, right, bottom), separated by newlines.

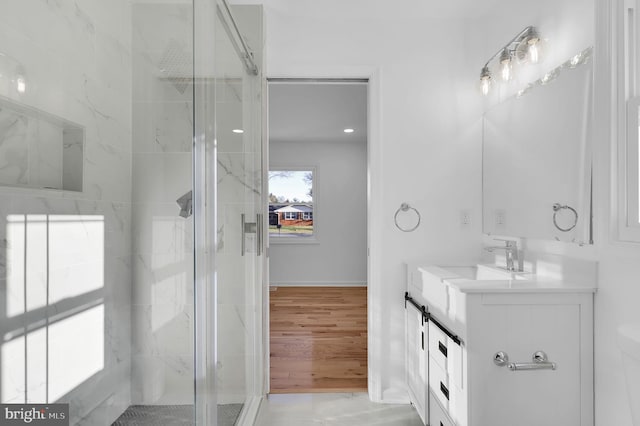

269,169,315,240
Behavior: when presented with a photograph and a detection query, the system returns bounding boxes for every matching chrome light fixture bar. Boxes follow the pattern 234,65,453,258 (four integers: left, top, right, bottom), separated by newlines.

479,26,541,95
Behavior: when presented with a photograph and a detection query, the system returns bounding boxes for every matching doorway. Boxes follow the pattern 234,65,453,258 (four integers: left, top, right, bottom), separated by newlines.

266,80,369,393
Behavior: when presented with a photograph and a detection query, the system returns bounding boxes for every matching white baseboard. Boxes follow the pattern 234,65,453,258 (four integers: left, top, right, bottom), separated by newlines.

381,387,411,405
236,395,263,426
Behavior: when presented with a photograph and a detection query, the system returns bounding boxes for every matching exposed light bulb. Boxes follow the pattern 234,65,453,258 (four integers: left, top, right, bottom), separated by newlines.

500,61,511,81
480,66,492,96
481,78,491,95
499,49,512,81
527,31,540,64
16,76,26,93
343,128,355,133
528,43,539,64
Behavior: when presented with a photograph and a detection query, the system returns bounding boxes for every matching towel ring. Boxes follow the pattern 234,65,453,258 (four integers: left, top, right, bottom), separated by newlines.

395,203,421,232
552,203,578,232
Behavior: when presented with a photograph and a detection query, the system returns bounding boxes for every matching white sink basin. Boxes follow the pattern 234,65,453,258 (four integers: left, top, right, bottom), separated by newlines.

438,264,531,281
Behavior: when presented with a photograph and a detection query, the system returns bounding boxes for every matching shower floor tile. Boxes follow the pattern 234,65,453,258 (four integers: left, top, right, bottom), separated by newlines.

111,404,242,426
254,393,422,426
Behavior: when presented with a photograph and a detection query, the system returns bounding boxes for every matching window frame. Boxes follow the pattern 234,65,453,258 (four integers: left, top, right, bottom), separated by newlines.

268,166,318,244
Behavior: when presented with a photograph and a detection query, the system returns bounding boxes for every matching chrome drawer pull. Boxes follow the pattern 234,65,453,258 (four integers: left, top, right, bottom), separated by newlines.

507,351,557,371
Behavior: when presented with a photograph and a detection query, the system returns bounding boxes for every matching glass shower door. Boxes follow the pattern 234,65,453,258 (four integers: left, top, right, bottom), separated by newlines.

194,1,264,424
214,4,264,423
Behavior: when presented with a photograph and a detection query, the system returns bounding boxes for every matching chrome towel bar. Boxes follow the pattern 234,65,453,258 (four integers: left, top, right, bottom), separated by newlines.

494,350,557,371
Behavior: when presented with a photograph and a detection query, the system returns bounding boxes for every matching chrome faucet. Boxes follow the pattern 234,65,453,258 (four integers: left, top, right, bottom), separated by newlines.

485,239,520,272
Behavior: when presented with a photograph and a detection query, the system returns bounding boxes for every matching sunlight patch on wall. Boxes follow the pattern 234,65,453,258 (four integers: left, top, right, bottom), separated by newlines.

1,336,25,403
49,304,104,402
5,214,105,317
48,215,104,304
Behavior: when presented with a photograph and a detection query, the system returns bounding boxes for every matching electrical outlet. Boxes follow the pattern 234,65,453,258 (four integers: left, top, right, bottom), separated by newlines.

495,209,506,226
460,209,471,227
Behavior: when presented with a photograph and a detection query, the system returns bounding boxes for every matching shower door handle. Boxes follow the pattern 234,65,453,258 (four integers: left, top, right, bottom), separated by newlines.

241,213,246,256
256,213,263,256
241,213,259,256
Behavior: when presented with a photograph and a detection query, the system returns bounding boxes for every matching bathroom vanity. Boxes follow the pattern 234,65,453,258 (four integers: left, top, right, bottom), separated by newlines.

405,262,595,426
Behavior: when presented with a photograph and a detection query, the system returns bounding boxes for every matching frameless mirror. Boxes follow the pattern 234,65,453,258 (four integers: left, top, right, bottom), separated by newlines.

482,48,593,244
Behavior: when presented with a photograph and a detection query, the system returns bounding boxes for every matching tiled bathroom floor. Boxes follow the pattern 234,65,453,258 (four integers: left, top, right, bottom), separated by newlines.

254,393,423,426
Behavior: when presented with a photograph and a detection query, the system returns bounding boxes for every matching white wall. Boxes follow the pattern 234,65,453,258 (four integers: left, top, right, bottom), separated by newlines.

256,0,483,401
269,139,367,286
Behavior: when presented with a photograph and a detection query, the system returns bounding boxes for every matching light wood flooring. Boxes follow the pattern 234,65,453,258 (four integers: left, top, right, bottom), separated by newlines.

269,286,368,393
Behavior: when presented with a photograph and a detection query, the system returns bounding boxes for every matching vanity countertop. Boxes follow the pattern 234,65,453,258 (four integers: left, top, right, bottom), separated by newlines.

445,277,597,294
416,263,597,295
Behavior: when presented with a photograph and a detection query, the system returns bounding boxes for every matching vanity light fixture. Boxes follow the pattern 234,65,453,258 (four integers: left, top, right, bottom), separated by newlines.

479,26,543,95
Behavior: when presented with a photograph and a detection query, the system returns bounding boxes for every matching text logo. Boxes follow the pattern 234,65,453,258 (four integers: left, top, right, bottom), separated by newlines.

0,404,69,426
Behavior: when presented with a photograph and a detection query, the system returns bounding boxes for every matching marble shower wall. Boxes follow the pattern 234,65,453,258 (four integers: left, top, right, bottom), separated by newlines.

130,3,195,405
0,1,133,426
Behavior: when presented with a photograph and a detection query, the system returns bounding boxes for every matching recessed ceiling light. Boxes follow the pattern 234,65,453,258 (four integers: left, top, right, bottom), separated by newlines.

343,128,355,133
232,129,244,134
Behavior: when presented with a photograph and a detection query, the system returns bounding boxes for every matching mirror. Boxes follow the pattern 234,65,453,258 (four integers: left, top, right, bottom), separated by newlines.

482,48,593,244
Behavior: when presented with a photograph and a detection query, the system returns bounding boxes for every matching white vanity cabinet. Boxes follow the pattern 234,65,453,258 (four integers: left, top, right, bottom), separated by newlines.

405,263,595,426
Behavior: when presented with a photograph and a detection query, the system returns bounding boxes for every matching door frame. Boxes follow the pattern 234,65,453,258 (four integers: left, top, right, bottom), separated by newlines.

262,71,383,402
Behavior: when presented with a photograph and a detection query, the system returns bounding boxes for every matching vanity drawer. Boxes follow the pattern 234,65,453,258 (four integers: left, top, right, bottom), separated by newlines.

429,390,455,426
429,355,466,424
428,320,463,389
429,356,452,410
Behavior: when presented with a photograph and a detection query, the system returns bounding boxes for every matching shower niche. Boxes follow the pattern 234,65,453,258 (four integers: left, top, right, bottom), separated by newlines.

0,96,84,192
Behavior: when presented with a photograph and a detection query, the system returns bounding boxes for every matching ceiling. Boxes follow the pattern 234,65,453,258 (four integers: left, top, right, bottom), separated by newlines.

268,82,368,144
232,0,504,21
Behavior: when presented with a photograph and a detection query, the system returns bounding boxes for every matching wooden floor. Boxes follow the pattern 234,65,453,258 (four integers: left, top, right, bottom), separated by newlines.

269,286,368,393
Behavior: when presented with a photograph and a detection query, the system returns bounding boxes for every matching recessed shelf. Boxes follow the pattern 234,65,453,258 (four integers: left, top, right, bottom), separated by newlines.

0,95,84,192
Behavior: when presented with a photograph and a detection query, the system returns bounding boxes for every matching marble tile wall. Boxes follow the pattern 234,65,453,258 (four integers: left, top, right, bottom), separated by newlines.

130,3,195,406
0,1,133,425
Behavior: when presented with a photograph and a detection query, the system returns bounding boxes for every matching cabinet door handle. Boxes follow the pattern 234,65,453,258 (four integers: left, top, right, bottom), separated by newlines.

421,331,424,350
438,341,448,357
440,381,449,400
